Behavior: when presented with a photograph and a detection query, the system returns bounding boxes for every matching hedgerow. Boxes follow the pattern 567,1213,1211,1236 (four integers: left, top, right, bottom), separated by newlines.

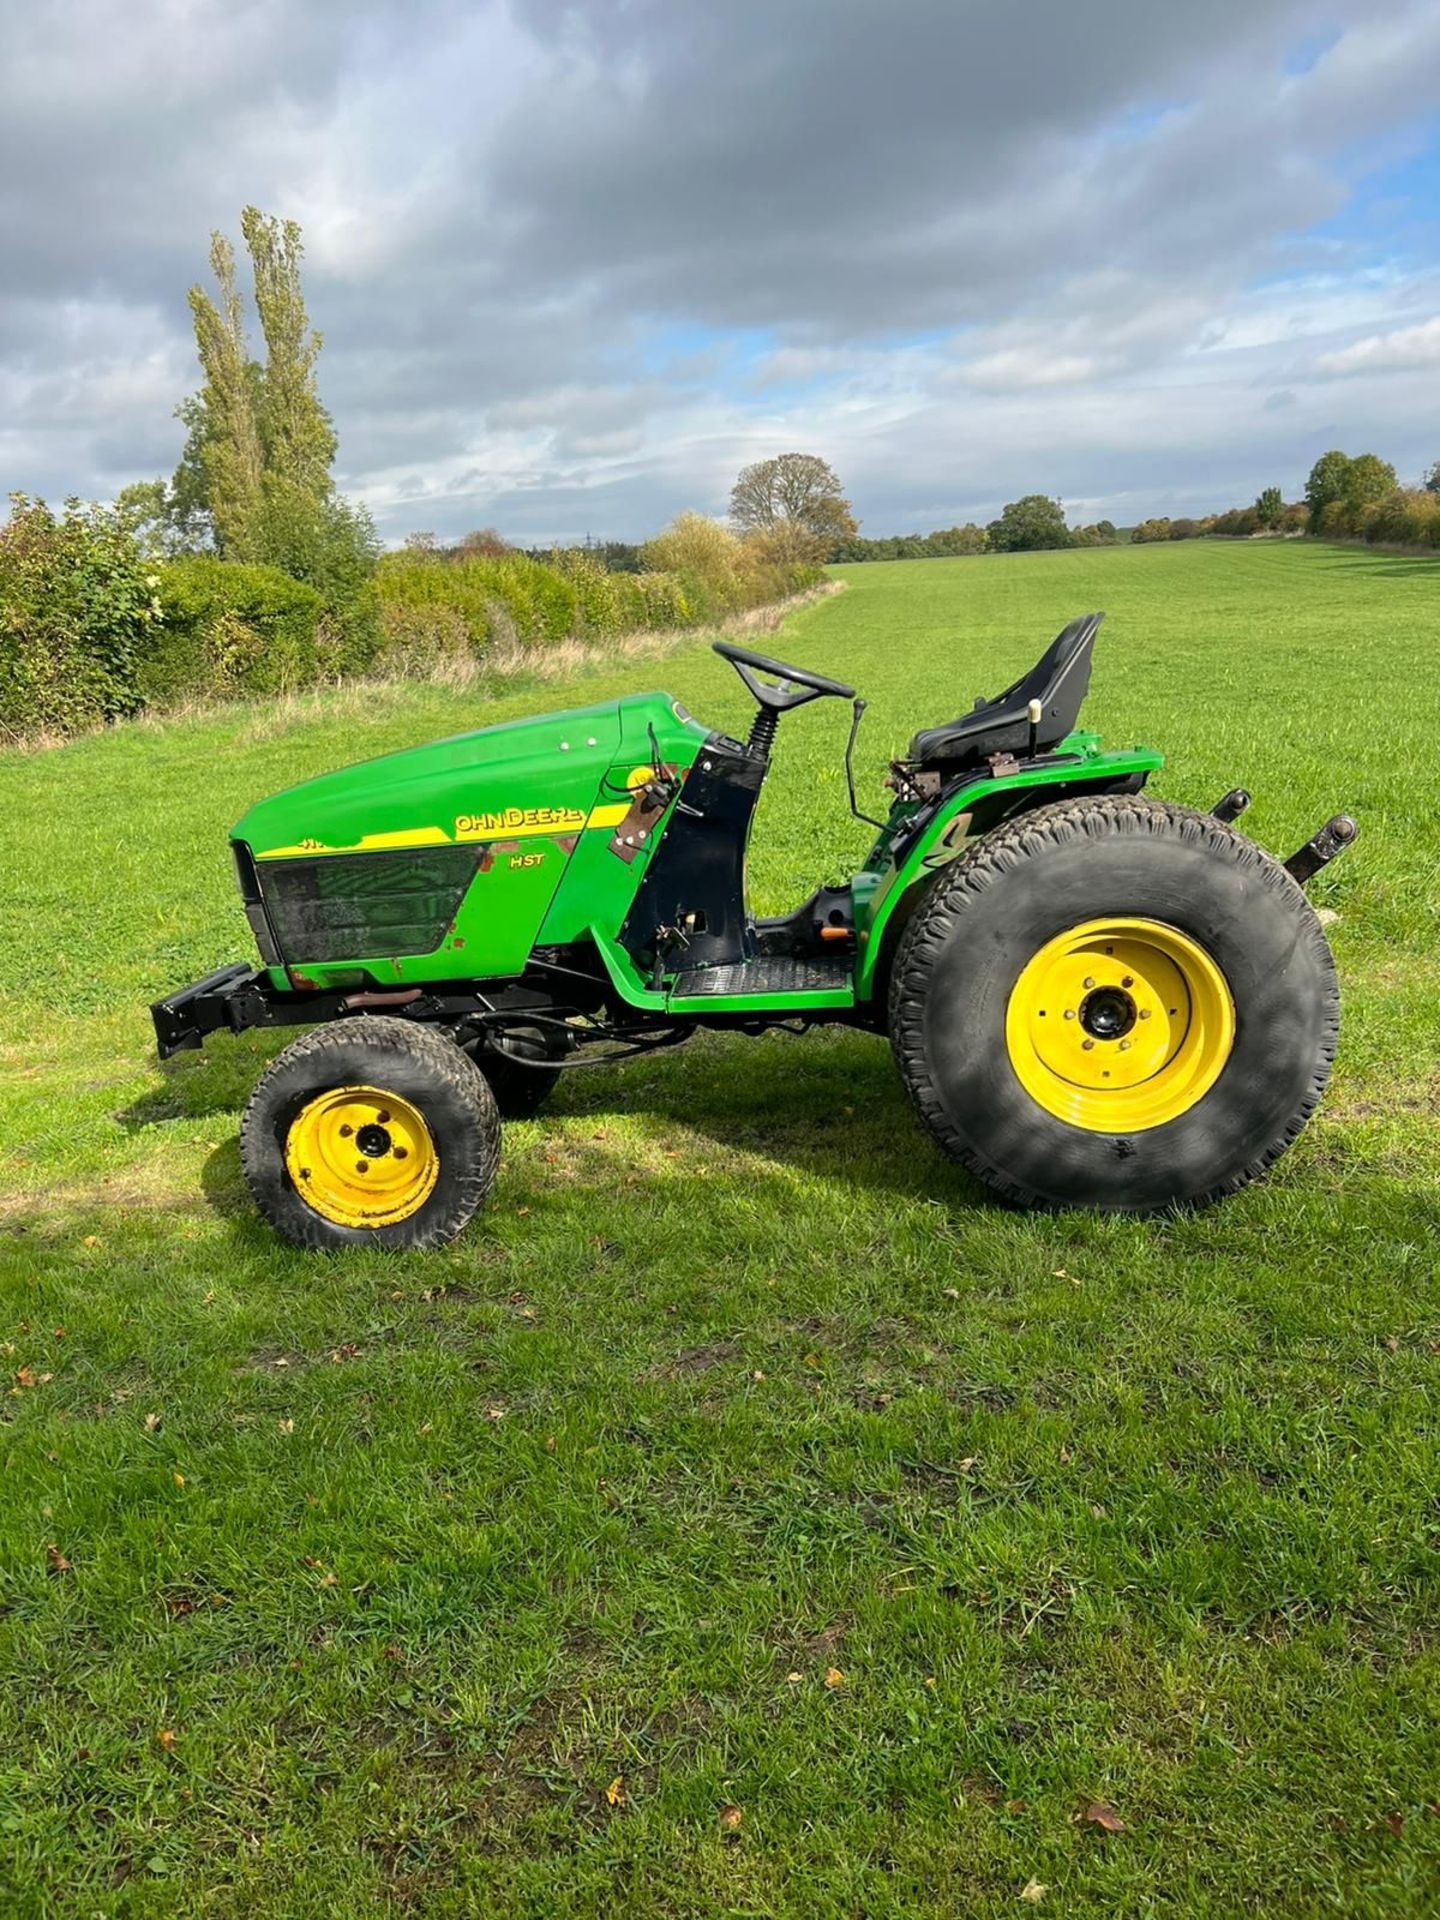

0,503,820,741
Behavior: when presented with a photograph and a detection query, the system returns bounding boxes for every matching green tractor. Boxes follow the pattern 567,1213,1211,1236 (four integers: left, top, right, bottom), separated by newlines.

152,619,1355,1248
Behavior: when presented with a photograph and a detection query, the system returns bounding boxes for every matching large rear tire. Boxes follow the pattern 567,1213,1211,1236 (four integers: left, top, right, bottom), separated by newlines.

240,1016,500,1250
888,795,1339,1212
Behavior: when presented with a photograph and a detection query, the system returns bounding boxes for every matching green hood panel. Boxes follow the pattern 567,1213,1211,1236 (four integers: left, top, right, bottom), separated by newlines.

234,692,708,986
235,697,628,861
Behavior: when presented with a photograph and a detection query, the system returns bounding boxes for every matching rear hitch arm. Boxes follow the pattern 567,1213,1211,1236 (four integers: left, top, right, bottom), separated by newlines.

1285,814,1358,886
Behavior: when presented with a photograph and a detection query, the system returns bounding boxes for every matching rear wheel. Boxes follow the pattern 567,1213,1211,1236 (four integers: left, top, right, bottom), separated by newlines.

240,1016,500,1250
888,795,1338,1212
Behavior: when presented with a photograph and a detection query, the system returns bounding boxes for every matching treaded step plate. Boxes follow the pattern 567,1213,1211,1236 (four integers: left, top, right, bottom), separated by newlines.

670,955,853,997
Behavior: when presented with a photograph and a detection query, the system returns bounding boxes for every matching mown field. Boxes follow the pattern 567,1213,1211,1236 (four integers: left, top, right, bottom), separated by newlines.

1,539,1437,1917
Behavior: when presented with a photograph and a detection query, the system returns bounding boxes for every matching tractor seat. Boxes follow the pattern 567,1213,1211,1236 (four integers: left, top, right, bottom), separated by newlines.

907,613,1102,770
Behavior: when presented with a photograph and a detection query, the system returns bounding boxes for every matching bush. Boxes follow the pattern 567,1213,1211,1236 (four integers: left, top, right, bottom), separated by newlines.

140,557,326,705
1357,488,1440,549
641,513,747,620
376,551,584,650
374,601,475,678
0,496,162,738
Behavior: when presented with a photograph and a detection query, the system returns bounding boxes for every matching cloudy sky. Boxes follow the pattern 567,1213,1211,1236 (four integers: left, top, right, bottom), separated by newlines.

4,0,1439,543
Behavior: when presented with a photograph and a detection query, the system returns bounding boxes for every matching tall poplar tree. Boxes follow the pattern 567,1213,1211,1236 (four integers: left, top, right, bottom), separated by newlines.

168,207,369,592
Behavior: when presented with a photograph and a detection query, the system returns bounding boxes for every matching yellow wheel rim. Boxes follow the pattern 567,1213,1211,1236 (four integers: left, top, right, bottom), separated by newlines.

1005,918,1235,1133
284,1085,439,1228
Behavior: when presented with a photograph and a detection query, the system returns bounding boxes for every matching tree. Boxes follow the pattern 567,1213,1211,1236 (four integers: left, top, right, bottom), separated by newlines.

1344,452,1396,511
455,527,511,558
986,494,1071,552
162,207,358,596
183,229,266,557
1255,486,1284,529
1304,450,1353,528
1424,462,1440,496
729,453,857,556
241,207,337,499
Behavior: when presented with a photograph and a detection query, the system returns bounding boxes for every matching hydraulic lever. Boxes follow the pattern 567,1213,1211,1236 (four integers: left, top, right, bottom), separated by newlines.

845,698,887,831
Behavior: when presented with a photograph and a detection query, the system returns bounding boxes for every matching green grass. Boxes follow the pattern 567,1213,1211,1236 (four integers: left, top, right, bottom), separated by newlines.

1,540,1437,1917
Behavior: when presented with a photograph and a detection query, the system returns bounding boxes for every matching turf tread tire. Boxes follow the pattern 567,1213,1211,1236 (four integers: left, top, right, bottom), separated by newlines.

240,1016,500,1251
888,793,1339,1213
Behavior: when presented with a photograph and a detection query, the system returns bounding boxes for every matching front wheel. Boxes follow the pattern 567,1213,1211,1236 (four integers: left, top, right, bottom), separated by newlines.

240,1016,500,1249
888,795,1339,1212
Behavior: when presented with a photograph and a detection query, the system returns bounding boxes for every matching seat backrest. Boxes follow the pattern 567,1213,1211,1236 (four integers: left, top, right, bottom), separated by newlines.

908,613,1103,768
1006,613,1100,743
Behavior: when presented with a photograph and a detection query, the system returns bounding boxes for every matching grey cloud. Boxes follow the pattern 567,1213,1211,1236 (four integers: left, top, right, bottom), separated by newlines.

2,0,1439,541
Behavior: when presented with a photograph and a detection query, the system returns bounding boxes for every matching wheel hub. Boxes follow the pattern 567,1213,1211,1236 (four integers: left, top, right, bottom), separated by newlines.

284,1085,438,1227
1079,985,1137,1041
1005,917,1236,1132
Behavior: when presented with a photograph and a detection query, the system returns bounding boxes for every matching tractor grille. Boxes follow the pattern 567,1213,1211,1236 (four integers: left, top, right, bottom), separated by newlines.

257,846,483,965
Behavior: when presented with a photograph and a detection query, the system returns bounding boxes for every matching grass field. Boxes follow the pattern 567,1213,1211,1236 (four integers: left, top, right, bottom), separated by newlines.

1,539,1437,1917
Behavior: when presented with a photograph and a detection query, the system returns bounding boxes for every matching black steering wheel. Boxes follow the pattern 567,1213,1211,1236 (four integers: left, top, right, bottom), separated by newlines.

712,639,855,713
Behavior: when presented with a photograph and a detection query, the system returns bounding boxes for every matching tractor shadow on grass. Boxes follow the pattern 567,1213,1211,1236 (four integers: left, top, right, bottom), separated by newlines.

537,1024,998,1214
133,1023,999,1233
117,1029,291,1133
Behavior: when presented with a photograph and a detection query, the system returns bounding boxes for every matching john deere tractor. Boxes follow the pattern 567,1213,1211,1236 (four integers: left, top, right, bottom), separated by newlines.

151,617,1355,1248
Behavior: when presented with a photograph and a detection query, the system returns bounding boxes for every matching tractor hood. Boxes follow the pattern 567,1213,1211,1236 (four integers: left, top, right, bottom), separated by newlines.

233,697,630,862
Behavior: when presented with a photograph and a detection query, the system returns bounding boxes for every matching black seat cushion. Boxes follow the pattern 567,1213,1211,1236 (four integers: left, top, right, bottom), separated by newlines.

908,613,1102,769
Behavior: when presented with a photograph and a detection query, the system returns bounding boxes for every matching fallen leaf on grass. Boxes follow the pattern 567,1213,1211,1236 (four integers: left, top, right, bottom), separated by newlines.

786,1671,803,1685
156,1728,177,1752
277,1418,294,1435
317,1572,338,1588
45,1544,72,1573
82,1235,100,1249
942,1287,960,1299
719,1802,743,1832
485,1403,507,1421
803,1353,822,1370
1384,1812,1405,1837
605,1776,627,1807
1021,1882,1047,1904
1078,1801,1125,1833
172,1472,185,1488
14,1366,36,1389
824,1667,846,1690
144,1412,162,1432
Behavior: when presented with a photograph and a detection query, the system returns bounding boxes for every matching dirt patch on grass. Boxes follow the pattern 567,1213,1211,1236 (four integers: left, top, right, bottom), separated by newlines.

642,1340,739,1379
0,1162,198,1228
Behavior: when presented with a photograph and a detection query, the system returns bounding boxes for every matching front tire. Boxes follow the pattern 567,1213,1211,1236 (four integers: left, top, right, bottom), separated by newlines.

240,1016,500,1250
888,795,1339,1212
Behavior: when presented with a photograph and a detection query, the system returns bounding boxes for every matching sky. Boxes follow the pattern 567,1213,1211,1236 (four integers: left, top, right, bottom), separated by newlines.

3,0,1439,544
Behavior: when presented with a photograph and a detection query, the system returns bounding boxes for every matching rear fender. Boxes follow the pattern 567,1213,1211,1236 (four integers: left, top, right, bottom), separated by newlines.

853,749,1162,1006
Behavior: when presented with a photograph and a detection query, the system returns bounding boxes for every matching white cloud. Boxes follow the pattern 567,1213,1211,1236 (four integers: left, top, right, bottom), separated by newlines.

1316,315,1440,375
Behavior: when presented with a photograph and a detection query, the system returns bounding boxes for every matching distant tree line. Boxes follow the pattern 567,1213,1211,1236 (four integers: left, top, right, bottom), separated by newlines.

1131,448,1440,550
833,494,1118,561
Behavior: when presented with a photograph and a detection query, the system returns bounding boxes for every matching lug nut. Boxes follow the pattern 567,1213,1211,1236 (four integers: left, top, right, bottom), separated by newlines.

1121,975,1133,988
356,1161,369,1174
1083,975,1096,989
1082,1039,1095,1051
393,1147,407,1161
339,1124,353,1138
1064,1009,1076,1020
1139,1009,1151,1020
1119,1039,1132,1051
377,1110,391,1124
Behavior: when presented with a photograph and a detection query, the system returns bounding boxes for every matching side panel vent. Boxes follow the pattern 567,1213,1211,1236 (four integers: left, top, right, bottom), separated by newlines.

258,846,483,965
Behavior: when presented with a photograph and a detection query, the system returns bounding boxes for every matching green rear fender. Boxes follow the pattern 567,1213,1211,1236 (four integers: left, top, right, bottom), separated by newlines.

852,742,1163,1004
